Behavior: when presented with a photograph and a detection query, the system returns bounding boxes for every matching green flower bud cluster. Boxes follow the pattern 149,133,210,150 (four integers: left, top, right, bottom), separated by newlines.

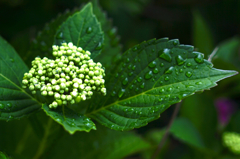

22,42,106,108
223,132,240,154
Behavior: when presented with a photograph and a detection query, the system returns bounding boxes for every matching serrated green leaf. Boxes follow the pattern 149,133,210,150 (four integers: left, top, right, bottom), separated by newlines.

170,117,205,149
192,10,214,55
85,38,237,131
42,124,150,159
54,2,104,59
0,36,41,121
42,104,96,134
25,9,76,67
91,0,122,68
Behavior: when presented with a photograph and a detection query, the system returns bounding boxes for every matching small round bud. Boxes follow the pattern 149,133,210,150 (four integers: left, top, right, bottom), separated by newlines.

54,93,61,99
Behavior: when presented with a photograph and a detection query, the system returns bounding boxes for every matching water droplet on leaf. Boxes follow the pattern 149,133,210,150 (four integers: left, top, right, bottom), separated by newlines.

140,83,145,88
185,71,193,77
86,27,93,34
153,68,159,74
111,91,116,96
137,77,143,82
7,103,12,108
194,53,204,63
132,65,136,70
176,55,186,65
165,76,170,81
165,66,174,74
159,49,172,62
56,32,63,39
122,77,128,85
148,61,156,68
118,89,125,98
0,103,4,109
95,42,103,50
186,62,192,67
145,71,153,79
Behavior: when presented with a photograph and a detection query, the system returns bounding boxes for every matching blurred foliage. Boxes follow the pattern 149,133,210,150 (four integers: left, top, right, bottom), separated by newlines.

1,0,240,158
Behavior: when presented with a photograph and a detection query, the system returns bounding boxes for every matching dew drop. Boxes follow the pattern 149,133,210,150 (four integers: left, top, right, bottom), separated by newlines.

111,91,116,96
194,53,204,63
134,58,138,62
137,77,143,82
133,47,138,51
145,71,153,79
186,62,192,67
185,71,193,77
122,77,128,85
126,58,130,63
159,81,163,84
9,115,13,119
132,65,136,70
135,87,139,92
140,83,145,88
133,80,137,84
95,42,103,50
129,85,134,89
165,66,174,74
183,66,187,69
173,40,178,45
196,81,202,85
56,118,62,122
160,63,164,67
139,112,143,115
159,88,165,93
115,73,119,77
148,61,157,68
152,49,155,52
167,87,172,91
179,69,183,72
124,108,128,112
7,103,12,108
0,103,4,109
86,27,93,34
128,64,132,70
10,58,14,62
159,98,163,102
176,55,186,65
128,72,133,76
159,49,172,62
153,68,159,74
118,89,125,98
56,32,63,39
165,76,170,81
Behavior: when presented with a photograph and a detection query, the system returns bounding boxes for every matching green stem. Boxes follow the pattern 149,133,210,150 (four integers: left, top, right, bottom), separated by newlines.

33,118,53,159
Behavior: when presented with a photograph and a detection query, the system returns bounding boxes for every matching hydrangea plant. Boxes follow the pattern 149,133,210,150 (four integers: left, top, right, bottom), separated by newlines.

0,2,239,158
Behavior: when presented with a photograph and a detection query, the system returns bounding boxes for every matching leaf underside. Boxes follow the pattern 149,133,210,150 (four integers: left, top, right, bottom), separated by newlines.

83,38,237,131
0,36,41,121
54,3,104,59
42,104,96,133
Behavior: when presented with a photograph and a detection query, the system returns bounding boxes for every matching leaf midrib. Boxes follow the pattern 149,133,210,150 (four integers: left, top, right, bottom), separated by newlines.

85,74,220,116
0,73,42,106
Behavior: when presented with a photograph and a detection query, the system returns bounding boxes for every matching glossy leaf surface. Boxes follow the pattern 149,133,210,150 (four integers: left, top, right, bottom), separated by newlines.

54,2,104,59
42,104,96,134
0,36,41,120
85,38,237,130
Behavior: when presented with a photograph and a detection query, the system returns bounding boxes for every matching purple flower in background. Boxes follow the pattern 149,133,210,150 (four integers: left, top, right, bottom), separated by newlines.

215,98,236,127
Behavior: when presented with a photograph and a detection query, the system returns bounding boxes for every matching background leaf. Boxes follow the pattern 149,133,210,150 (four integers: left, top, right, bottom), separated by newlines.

0,36,41,121
24,9,77,67
91,0,122,69
170,117,205,149
42,124,151,159
180,93,218,148
42,104,96,134
84,38,237,131
54,2,104,59
192,10,214,55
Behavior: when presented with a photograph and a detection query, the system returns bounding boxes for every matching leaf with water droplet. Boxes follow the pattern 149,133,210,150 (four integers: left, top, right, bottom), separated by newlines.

165,66,174,74
54,3,104,59
122,77,128,85
145,71,153,79
83,38,237,131
148,61,157,68
42,104,96,134
159,48,172,62
176,55,186,65
0,36,41,121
